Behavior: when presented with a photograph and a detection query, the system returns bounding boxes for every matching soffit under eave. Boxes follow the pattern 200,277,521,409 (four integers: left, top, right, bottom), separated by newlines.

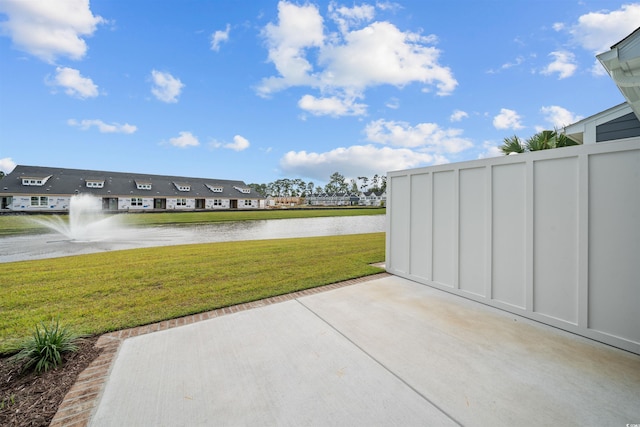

597,47,640,121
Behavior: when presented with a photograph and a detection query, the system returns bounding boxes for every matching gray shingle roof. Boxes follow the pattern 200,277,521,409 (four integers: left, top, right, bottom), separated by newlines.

1,165,264,199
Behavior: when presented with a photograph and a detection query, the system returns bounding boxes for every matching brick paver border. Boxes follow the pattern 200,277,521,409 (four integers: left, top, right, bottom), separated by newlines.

50,272,390,427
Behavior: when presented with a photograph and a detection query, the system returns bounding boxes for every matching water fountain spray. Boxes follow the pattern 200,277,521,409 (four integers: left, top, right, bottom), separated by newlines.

32,194,125,242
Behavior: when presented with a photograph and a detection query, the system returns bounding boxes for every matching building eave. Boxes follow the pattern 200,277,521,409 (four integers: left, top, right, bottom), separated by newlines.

596,27,640,121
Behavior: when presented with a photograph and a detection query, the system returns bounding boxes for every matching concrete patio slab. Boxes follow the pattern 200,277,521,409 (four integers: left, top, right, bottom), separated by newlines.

89,275,640,426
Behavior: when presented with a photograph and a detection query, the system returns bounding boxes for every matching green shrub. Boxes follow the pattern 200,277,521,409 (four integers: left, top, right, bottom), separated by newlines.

12,319,81,373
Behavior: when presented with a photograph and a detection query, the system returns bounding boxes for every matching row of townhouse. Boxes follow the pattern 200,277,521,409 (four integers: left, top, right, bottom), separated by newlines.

0,165,265,212
306,190,386,207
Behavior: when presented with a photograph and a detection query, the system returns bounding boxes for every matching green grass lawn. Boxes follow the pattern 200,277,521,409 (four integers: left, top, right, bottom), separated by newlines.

0,207,385,236
0,233,385,354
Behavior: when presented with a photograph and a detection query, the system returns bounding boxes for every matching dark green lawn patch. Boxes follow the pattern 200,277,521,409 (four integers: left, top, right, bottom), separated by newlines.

0,233,385,354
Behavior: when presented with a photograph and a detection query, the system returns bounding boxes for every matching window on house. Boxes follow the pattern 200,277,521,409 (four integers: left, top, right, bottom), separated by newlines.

86,181,105,188
23,175,51,186
234,186,251,194
243,199,252,206
30,196,48,206
213,199,222,206
136,182,152,190
174,182,190,192
206,184,224,193
176,198,187,206
131,197,143,206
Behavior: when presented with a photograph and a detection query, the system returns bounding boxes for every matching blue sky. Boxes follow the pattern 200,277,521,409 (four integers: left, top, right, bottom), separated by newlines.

1,1,638,186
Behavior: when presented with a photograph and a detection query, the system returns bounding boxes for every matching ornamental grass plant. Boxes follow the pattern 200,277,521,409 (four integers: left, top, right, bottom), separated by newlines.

12,319,81,373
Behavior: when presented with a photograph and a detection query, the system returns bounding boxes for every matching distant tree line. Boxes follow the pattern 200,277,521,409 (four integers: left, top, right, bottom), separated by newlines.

248,172,387,197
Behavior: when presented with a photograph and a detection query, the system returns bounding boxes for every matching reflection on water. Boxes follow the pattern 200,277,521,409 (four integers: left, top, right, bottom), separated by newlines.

0,215,386,263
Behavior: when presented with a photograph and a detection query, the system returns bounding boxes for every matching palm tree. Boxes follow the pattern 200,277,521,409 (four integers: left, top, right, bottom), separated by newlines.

501,130,579,155
525,130,555,151
554,132,579,148
500,135,525,155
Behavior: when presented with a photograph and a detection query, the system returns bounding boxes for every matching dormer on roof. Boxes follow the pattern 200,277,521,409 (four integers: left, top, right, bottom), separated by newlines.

21,175,51,186
234,185,251,194
135,180,152,190
205,184,224,193
86,178,105,188
173,182,191,192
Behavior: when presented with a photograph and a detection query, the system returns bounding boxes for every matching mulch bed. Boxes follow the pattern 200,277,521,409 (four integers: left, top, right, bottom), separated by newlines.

0,336,101,427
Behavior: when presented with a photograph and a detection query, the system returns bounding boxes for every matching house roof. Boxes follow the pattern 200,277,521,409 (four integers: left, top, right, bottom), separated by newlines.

597,27,640,120
1,165,264,199
563,102,632,143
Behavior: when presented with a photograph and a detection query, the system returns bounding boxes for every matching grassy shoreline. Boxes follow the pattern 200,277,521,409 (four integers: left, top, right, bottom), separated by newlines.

0,231,386,354
0,207,385,236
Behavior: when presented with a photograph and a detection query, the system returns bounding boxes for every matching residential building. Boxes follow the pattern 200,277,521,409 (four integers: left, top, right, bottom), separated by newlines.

306,191,386,207
0,165,265,212
565,26,640,144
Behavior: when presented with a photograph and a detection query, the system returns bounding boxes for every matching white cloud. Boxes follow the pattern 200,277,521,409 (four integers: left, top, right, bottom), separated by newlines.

225,135,250,151
540,105,583,128
279,144,444,182
541,51,577,79
328,2,375,34
211,135,251,151
169,131,199,148
0,0,105,63
493,108,524,130
501,55,525,70
150,70,184,103
48,67,98,98
488,55,525,74
477,141,503,159
298,94,367,116
0,157,17,174
211,24,230,51
564,4,640,54
450,109,468,122
554,4,640,75
364,119,473,153
385,97,399,109
258,1,457,105
258,1,324,96
68,119,137,134
319,22,456,95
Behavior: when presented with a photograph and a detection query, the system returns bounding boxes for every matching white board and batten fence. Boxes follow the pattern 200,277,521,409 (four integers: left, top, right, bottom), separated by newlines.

386,137,640,354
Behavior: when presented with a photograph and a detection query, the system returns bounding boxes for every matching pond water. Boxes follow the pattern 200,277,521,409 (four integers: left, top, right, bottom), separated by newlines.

0,215,386,263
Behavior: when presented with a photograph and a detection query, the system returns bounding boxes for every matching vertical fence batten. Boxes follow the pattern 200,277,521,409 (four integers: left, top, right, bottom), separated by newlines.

386,138,640,355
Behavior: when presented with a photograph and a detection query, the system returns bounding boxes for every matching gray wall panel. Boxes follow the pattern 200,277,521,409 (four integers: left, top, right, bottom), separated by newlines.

533,157,579,323
491,163,526,308
588,150,640,343
459,167,487,296
432,171,455,287
410,173,431,280
389,175,410,274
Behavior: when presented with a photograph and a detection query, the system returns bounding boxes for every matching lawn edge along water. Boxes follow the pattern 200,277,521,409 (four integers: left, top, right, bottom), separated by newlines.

0,232,385,354
0,208,386,236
